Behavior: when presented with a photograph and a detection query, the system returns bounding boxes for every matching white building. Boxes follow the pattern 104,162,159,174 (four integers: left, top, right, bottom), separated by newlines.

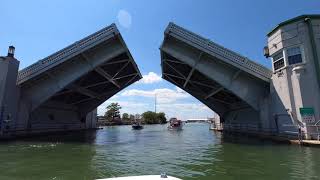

266,15,320,139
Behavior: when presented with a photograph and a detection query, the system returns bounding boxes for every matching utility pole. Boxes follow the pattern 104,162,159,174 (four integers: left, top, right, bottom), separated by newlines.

154,93,157,113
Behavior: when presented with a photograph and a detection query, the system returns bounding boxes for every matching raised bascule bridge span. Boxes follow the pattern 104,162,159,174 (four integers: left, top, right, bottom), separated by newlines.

160,23,273,131
160,17,320,140
1,15,320,140
0,24,141,137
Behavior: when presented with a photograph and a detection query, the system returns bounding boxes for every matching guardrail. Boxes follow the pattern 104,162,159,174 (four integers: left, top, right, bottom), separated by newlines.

1,123,85,134
211,122,320,141
165,23,272,81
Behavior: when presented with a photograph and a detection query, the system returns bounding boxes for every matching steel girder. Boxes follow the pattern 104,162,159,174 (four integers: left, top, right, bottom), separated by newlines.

160,23,271,116
18,24,141,115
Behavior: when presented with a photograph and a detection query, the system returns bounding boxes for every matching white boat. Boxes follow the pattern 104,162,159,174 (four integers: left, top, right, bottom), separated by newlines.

97,174,182,180
168,118,183,130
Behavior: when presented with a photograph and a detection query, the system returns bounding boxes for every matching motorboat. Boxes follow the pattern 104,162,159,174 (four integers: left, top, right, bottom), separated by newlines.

132,123,143,130
168,118,183,130
132,120,143,130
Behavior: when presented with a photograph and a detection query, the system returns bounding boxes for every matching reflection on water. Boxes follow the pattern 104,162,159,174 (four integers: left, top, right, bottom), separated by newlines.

0,123,319,180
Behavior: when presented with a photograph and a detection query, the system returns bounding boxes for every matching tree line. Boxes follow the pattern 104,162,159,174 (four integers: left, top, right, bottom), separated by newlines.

99,102,167,125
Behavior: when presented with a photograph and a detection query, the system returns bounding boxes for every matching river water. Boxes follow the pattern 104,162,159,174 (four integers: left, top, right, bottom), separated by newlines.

0,123,319,180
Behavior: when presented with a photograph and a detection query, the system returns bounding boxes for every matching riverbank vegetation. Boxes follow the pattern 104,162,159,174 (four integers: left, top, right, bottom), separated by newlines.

142,111,167,124
97,103,167,126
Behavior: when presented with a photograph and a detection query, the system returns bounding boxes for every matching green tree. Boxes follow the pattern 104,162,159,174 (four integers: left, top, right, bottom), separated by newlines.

122,113,129,120
129,114,135,120
157,112,167,124
142,111,157,124
105,103,121,120
141,111,167,124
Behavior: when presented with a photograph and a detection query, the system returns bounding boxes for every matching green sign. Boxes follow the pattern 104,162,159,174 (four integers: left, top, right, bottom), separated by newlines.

300,107,314,116
300,107,315,124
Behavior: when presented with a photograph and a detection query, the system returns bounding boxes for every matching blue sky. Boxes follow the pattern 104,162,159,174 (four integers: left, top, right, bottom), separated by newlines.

1,0,320,119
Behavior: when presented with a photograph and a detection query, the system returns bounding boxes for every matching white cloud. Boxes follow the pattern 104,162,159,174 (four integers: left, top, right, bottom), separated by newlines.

175,86,184,93
157,103,214,120
138,72,162,84
108,94,119,100
117,9,132,29
158,103,210,111
98,100,214,120
97,86,215,120
121,87,189,103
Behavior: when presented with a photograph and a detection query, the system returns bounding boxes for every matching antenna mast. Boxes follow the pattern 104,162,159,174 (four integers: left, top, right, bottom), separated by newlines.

154,93,157,113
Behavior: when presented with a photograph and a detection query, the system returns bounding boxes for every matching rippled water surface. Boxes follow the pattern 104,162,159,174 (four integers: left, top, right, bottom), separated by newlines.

0,123,320,180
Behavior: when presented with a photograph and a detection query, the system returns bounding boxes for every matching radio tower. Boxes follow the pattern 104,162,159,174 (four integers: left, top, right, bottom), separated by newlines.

154,93,157,113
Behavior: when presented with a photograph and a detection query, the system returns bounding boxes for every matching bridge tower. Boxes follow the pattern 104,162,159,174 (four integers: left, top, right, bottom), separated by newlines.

0,46,20,136
266,15,320,139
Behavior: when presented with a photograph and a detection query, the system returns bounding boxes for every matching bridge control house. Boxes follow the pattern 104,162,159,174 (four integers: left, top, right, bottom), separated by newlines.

0,15,320,140
266,15,320,139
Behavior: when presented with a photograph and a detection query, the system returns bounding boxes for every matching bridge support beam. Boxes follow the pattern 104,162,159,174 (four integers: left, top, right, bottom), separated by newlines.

161,23,273,132
205,87,224,100
94,67,121,88
183,52,203,88
161,43,268,110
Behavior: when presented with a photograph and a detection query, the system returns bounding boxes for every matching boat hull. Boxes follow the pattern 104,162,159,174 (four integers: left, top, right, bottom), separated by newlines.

132,125,143,130
167,126,183,131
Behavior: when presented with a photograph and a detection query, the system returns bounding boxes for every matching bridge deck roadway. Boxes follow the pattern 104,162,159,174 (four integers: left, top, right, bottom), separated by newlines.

16,24,141,130
160,23,271,116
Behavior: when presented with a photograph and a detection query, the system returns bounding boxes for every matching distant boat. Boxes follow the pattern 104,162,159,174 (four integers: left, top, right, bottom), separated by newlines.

168,118,183,130
132,120,143,130
132,123,143,130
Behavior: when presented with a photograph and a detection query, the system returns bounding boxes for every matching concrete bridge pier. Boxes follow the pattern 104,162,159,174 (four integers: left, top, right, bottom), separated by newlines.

0,47,20,136
0,52,97,137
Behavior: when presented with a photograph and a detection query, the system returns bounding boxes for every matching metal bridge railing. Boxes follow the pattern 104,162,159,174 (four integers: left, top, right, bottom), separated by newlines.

165,23,272,81
17,24,119,84
211,122,320,141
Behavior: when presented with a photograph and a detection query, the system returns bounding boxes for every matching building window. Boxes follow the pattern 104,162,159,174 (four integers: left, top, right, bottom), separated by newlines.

287,47,302,65
272,51,285,71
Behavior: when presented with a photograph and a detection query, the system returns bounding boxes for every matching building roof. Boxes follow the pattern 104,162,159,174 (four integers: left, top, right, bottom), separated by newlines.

267,14,320,37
